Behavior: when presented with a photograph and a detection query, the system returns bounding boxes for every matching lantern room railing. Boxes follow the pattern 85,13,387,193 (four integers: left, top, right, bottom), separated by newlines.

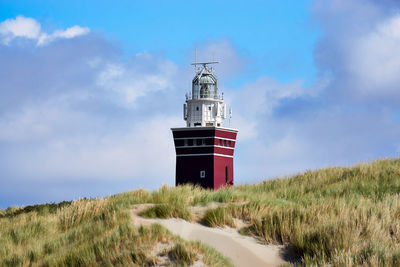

186,91,224,101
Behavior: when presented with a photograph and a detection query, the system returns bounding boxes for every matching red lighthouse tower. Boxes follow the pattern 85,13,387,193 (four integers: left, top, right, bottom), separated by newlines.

171,62,238,190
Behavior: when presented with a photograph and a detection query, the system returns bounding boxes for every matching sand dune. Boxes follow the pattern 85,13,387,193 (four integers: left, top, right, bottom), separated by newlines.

131,204,287,267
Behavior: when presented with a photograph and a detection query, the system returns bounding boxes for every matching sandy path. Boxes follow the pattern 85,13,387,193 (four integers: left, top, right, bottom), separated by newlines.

131,204,287,267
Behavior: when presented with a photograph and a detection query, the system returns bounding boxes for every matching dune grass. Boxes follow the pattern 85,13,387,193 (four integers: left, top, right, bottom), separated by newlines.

168,242,197,265
135,158,400,265
2,158,400,266
139,203,192,221
214,158,400,265
0,189,232,266
202,206,235,228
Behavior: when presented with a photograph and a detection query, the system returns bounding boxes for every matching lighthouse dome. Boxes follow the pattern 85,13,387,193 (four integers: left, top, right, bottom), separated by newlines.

196,74,216,84
192,73,218,99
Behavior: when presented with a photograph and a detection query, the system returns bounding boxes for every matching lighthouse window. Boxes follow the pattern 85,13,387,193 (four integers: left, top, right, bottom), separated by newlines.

196,139,202,146
200,170,206,178
224,140,227,146
228,141,231,147
202,139,206,146
193,84,200,99
184,139,188,146
208,106,211,111
188,139,193,146
196,106,199,111
219,139,222,146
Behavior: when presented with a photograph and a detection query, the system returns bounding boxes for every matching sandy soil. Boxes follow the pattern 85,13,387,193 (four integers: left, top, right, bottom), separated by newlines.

131,204,288,267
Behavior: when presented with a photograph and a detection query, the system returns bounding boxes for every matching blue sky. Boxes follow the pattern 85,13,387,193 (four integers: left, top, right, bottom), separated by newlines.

1,0,400,208
0,0,318,85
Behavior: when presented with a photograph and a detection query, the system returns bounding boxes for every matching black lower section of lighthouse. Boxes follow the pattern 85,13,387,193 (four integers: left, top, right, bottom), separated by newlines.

171,127,238,190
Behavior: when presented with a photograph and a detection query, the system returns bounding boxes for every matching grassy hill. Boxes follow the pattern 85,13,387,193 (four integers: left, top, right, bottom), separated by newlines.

1,158,400,266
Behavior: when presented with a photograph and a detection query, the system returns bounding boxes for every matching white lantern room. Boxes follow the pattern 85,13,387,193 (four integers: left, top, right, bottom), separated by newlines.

183,62,227,127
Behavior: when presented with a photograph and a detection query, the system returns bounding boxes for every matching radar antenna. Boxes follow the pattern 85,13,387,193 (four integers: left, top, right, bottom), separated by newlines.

191,61,219,73
191,61,219,67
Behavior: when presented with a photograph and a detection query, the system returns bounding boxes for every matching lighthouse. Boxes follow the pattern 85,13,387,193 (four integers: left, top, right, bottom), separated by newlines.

171,62,238,190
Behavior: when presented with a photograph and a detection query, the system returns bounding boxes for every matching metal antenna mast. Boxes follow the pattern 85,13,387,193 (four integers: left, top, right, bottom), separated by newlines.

194,48,197,68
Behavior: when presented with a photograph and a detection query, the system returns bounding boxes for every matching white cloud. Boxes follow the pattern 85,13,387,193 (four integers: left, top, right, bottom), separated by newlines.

0,15,89,46
0,16,41,44
0,107,53,142
0,36,182,186
0,94,180,182
347,14,400,96
231,76,304,117
313,1,400,103
220,73,308,144
54,25,90,39
37,25,90,46
0,102,97,143
9,114,180,182
95,54,179,105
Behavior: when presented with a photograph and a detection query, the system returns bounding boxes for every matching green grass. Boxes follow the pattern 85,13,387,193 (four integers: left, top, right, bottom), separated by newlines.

2,158,400,266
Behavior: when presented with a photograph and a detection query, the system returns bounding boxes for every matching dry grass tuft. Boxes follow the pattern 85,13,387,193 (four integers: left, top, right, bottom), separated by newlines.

202,206,235,228
168,242,197,265
140,202,192,221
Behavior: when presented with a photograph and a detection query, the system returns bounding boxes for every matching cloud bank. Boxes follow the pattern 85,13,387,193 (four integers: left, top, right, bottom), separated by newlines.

228,0,400,181
0,16,186,207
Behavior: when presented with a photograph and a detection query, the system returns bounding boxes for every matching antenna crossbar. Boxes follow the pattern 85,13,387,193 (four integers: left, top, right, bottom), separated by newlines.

191,61,219,66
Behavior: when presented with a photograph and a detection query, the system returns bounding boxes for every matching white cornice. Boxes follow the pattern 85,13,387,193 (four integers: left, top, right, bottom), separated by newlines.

171,126,238,133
